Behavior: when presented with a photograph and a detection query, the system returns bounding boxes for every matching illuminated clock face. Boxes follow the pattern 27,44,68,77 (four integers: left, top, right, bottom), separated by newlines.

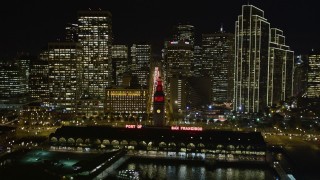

156,109,161,113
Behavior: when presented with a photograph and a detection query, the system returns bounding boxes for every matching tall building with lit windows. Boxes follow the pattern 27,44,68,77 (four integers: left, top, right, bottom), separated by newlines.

293,55,308,96
112,45,128,86
15,54,31,93
234,5,270,113
192,45,202,77
77,10,113,117
268,28,294,105
65,23,79,42
0,61,30,110
234,5,294,113
130,44,151,86
306,51,320,98
202,28,234,103
46,42,83,113
165,41,193,79
29,59,49,105
173,24,195,46
0,62,27,98
164,41,193,119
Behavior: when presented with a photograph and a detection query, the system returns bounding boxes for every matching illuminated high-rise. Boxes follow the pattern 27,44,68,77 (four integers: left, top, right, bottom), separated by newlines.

46,42,83,113
173,24,195,46
234,5,270,113
234,5,294,113
15,54,31,94
293,55,308,96
130,44,151,86
268,28,294,105
0,62,27,98
0,61,30,110
202,28,234,103
29,59,49,105
306,51,320,98
77,10,113,117
164,41,193,119
192,45,202,77
112,45,128,86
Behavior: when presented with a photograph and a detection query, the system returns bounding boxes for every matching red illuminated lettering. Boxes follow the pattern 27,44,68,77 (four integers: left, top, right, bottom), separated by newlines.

170,126,203,131
125,125,135,128
171,126,180,130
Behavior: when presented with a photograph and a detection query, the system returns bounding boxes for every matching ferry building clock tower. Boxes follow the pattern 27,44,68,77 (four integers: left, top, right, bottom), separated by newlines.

153,78,165,126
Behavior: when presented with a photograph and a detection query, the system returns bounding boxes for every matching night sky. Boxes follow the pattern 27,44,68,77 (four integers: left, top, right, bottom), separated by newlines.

1,0,319,59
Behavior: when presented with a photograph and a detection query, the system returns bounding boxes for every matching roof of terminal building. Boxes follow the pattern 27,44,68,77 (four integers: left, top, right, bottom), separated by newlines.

50,125,266,146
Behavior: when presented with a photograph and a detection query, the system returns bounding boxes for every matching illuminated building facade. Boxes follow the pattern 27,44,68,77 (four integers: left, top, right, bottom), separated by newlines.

112,45,128,86
0,61,30,110
105,87,148,122
173,24,195,46
29,59,49,105
50,126,267,163
0,62,27,98
46,42,83,113
192,45,202,77
77,10,113,117
153,78,165,126
15,55,31,94
268,28,294,105
293,55,308,96
306,52,320,98
234,5,294,113
169,77,187,120
65,23,79,42
164,41,193,119
165,41,193,79
202,29,234,103
130,44,151,86
234,5,270,113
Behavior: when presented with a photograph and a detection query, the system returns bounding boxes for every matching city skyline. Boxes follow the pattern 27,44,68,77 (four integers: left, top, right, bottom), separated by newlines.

1,0,319,59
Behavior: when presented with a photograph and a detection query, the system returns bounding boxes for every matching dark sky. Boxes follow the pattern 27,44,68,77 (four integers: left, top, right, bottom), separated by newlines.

1,0,319,59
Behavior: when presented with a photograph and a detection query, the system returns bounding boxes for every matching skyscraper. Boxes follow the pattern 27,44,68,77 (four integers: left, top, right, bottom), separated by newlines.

77,10,113,117
234,5,294,113
234,5,270,113
46,42,83,113
268,28,294,105
164,41,193,118
293,55,308,97
111,45,128,86
192,45,203,77
173,24,195,46
29,59,49,106
0,62,27,98
0,61,30,110
130,44,151,86
165,41,193,79
202,28,234,103
306,51,320,98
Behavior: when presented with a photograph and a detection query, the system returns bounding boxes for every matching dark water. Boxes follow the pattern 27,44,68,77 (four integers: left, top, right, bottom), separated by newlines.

113,159,277,180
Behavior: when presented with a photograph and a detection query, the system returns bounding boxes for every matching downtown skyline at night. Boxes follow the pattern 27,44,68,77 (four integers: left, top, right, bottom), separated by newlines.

0,1,320,180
